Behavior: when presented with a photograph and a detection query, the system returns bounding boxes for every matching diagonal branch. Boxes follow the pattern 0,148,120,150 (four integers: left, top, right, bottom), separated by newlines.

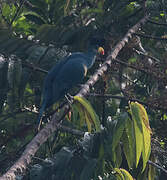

77,15,149,97
0,15,149,180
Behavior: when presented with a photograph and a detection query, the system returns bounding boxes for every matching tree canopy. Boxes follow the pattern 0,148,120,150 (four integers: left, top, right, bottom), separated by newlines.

0,0,167,179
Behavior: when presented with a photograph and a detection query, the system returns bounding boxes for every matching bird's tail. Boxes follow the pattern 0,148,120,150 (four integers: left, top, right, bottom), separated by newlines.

37,102,46,131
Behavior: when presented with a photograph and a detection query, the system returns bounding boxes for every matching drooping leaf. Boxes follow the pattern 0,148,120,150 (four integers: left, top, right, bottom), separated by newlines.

120,168,134,180
23,12,47,25
130,102,151,170
137,102,152,132
129,102,143,167
73,96,101,132
112,112,127,151
122,121,135,169
115,144,122,168
114,168,125,180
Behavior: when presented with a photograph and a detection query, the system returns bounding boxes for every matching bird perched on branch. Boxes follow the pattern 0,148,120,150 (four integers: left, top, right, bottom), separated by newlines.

37,38,104,129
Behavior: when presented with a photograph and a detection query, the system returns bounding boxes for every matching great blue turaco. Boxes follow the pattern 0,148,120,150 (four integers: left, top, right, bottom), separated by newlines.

37,38,105,129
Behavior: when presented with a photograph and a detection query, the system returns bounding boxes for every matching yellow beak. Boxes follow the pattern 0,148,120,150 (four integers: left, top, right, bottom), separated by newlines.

98,47,104,55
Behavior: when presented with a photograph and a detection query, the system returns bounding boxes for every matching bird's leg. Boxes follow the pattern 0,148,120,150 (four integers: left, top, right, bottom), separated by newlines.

37,118,43,131
65,93,74,104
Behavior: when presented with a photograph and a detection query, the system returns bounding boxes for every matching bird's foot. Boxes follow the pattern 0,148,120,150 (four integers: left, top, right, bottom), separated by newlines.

37,118,43,131
65,93,74,104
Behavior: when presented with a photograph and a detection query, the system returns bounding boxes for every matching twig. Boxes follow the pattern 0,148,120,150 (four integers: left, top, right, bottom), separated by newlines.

148,19,167,26
142,0,147,15
22,61,48,74
134,49,160,62
114,58,147,73
37,46,52,65
87,93,167,111
134,33,167,41
114,58,167,83
148,160,167,174
57,124,84,136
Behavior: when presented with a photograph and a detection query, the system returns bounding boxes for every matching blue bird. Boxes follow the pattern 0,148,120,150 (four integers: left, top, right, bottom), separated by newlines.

37,40,104,129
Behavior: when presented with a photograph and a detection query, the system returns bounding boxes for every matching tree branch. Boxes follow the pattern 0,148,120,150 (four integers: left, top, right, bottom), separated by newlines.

87,93,167,111
148,19,167,26
148,160,167,174
77,15,149,97
57,124,84,136
134,33,167,41
22,61,48,74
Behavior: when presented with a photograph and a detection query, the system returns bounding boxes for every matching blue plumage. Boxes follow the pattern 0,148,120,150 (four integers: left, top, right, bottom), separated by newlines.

37,42,104,127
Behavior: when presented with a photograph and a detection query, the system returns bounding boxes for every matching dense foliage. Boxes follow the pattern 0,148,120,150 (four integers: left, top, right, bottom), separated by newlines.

0,0,167,179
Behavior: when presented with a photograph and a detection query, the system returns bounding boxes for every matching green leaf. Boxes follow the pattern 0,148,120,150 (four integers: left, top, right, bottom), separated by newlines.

2,4,11,18
136,102,151,171
129,102,143,167
129,102,151,170
120,168,134,180
114,168,125,180
112,113,127,151
23,12,47,25
148,156,156,180
74,96,101,132
128,57,137,64
115,144,122,168
122,126,135,168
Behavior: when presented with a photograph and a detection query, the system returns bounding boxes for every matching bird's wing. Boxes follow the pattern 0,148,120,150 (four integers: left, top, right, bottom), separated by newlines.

42,52,84,106
52,58,87,101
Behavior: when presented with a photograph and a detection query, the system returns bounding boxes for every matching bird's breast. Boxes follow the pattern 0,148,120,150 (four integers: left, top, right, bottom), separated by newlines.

83,64,88,76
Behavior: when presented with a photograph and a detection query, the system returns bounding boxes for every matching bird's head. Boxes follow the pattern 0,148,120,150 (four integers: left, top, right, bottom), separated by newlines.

88,37,105,55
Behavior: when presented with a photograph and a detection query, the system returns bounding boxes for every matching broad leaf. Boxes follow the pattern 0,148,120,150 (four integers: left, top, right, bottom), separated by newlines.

114,168,125,180
131,102,151,170
73,96,101,132
112,112,127,151
129,102,143,167
120,168,134,180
